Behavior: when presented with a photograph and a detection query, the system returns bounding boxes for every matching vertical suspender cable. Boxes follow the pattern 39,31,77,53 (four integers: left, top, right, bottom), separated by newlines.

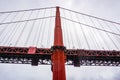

32,10,41,46
97,19,118,49
104,22,119,49
68,11,74,48
82,16,98,49
40,9,46,48
63,10,71,48
111,23,120,44
0,13,11,38
15,10,33,46
36,9,46,47
1,12,18,45
89,17,102,49
70,11,81,49
3,12,19,45
8,12,26,46
78,15,90,49
47,8,52,47
96,19,110,50
24,10,39,46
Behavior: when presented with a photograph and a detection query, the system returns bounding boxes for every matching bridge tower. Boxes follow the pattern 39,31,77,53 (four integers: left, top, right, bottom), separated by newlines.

51,6,66,80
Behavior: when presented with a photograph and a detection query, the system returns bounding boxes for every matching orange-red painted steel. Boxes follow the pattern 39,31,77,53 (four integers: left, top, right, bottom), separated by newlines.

51,7,66,80
28,47,36,54
54,7,63,46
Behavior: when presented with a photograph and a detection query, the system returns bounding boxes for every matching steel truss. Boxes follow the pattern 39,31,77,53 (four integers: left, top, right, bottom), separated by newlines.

0,46,120,66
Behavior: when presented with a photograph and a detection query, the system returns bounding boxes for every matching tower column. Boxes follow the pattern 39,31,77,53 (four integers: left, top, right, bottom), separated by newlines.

51,6,66,80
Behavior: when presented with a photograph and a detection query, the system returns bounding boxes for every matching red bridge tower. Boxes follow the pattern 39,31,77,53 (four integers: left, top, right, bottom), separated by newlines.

51,6,66,80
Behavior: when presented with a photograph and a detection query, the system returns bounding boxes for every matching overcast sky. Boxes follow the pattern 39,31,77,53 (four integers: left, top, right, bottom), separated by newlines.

0,0,120,80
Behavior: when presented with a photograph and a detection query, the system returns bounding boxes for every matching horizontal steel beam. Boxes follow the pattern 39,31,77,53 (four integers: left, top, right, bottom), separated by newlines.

0,46,120,66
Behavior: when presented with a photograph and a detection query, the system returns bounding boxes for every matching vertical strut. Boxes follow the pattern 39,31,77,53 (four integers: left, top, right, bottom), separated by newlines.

51,6,66,80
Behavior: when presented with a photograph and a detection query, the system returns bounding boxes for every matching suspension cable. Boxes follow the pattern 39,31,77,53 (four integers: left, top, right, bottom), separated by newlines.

70,11,81,49
60,7,120,25
0,16,55,25
2,12,19,45
104,22,119,49
61,17,120,37
15,11,33,46
24,10,39,46
46,8,53,47
40,9,47,48
78,15,90,49
0,7,55,14
88,17,102,49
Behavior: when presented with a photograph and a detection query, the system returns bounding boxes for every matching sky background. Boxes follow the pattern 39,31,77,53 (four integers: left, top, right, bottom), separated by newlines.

0,0,120,80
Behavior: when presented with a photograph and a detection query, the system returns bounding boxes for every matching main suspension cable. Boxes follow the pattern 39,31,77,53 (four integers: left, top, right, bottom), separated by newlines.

0,16,55,25
0,7,55,14
60,7,120,25
61,17,120,37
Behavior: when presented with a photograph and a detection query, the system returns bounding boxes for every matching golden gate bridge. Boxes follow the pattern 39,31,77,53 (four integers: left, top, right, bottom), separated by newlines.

0,6,120,80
